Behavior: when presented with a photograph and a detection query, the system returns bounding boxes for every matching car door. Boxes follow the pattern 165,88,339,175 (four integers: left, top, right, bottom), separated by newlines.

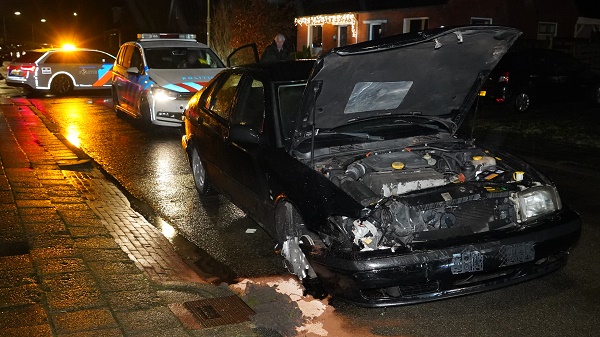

220,75,272,224
191,71,243,187
112,45,135,109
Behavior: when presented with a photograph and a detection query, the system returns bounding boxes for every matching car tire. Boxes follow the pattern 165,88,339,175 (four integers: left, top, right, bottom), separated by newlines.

191,148,212,195
140,96,153,128
50,74,73,96
275,202,319,282
112,87,125,118
511,90,531,113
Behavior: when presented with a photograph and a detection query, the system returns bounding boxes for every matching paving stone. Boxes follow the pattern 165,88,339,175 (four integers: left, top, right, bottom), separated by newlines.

29,246,77,260
0,283,43,308
77,249,129,262
96,273,152,292
88,260,142,275
23,221,68,235
0,324,53,337
115,307,182,333
0,267,37,288
0,304,48,329
105,289,163,311
73,236,120,249
37,257,87,275
51,308,118,334
68,226,110,237
0,254,33,270
55,328,124,337
27,234,74,250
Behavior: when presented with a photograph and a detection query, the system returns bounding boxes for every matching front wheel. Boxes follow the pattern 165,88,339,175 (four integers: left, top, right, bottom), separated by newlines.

191,148,212,195
140,96,153,127
50,74,73,96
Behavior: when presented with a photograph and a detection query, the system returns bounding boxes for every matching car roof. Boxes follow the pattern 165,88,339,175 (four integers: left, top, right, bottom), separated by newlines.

133,40,210,49
232,60,316,82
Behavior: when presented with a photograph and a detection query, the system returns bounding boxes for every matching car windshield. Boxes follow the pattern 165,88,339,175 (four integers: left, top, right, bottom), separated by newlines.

143,47,224,69
277,83,306,143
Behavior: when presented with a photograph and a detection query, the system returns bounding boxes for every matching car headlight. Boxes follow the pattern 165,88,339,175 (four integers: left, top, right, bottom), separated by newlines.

515,186,562,222
151,87,178,101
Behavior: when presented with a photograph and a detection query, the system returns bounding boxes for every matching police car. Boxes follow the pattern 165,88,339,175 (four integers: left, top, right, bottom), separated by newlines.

111,33,225,128
5,47,115,96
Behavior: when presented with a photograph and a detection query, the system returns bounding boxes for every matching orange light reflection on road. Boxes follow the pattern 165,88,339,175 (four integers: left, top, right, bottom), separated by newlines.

66,124,81,148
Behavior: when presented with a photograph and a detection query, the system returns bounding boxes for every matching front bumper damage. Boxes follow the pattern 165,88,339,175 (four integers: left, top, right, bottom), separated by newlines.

308,207,581,307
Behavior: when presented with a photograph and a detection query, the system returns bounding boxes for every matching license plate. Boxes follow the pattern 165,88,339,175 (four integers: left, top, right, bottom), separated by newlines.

451,246,483,274
10,69,22,76
451,241,535,275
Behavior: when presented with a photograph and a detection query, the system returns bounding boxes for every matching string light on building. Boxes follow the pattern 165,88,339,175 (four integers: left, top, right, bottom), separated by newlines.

295,14,357,38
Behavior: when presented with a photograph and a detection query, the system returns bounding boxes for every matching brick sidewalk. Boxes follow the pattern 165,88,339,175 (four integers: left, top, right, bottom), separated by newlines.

0,98,256,336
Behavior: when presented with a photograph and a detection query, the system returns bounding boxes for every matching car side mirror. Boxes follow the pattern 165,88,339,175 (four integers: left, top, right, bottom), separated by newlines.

229,124,260,144
126,66,140,74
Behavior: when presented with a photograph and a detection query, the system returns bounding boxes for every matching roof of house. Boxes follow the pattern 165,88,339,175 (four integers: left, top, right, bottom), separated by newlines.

298,0,448,17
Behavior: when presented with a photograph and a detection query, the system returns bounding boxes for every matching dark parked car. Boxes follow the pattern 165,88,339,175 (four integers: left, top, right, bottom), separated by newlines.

181,26,581,307
480,48,600,112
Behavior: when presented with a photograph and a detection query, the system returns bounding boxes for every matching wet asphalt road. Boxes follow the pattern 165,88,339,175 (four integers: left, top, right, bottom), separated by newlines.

5,88,600,336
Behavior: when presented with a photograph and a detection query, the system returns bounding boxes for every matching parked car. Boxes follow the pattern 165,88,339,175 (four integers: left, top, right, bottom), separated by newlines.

181,26,581,307
5,47,115,96
112,33,225,128
480,48,600,112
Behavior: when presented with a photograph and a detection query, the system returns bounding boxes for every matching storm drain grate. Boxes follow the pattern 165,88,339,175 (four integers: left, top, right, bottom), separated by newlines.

183,295,255,328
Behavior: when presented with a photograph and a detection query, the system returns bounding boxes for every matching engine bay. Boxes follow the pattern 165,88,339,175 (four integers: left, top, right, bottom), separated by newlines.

314,140,539,251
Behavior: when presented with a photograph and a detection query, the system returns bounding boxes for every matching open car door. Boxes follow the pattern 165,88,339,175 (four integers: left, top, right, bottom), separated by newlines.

227,43,259,67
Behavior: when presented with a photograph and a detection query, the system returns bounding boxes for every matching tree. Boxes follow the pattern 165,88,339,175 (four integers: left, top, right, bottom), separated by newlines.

210,0,297,61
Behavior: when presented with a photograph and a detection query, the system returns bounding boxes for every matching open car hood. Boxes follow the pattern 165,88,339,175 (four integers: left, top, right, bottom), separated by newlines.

293,26,521,145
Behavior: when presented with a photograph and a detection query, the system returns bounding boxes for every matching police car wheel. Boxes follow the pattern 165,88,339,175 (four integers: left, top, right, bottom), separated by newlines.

112,88,125,118
50,75,73,96
140,96,152,127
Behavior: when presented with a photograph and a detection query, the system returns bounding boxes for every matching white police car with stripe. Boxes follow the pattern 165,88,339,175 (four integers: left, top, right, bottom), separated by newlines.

112,33,225,128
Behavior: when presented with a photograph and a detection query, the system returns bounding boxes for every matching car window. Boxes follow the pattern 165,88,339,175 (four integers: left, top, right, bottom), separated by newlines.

130,47,143,71
278,83,306,142
15,51,45,63
144,47,224,69
45,52,78,63
209,73,242,120
79,51,113,64
117,45,134,68
231,78,265,131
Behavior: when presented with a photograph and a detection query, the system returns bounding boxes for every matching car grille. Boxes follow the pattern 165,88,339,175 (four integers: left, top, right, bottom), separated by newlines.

361,281,441,300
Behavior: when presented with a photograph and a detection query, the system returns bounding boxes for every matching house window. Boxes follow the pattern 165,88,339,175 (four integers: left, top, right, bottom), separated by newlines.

363,20,387,41
471,17,492,25
309,25,323,56
404,17,429,33
338,26,348,47
538,22,557,48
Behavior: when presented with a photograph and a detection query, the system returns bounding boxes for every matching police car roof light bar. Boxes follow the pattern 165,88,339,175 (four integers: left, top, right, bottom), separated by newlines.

137,33,197,40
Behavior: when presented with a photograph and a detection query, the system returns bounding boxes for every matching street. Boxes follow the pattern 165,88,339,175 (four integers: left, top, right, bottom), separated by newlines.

4,87,598,336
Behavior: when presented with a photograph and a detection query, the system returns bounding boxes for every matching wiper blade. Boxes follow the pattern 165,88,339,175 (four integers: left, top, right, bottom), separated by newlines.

317,131,384,141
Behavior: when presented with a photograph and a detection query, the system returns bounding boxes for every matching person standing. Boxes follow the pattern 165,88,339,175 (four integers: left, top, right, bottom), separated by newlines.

261,33,290,62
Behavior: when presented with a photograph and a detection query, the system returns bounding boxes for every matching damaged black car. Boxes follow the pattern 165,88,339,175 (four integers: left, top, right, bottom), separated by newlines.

181,26,581,307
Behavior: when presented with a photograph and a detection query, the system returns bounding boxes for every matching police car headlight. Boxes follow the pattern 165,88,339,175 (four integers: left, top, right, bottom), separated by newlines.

151,87,178,101
515,186,562,222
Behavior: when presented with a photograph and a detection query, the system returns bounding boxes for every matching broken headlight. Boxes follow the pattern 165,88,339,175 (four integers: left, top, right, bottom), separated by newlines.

514,186,562,222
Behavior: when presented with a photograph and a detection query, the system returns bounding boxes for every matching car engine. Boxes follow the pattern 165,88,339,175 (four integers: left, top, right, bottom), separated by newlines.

317,141,533,251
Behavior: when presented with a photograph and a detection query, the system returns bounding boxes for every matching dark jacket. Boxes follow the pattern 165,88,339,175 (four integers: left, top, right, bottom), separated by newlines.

260,42,290,63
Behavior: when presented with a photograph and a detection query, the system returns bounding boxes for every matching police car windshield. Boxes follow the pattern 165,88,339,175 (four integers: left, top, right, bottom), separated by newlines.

144,48,224,69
